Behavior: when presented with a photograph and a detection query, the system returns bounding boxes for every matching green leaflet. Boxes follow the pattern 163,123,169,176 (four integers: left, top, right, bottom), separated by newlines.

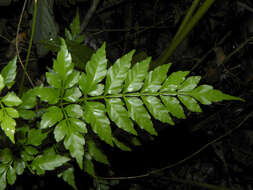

83,101,113,146
112,137,131,151
35,87,60,104
141,64,171,93
58,167,77,190
0,75,4,92
27,128,47,146
0,110,17,143
161,71,190,92
87,140,109,165
53,39,74,82
1,56,17,89
46,71,61,89
63,87,82,102
70,9,81,37
142,96,174,125
161,96,186,119
105,50,135,94
2,92,22,107
32,148,70,174
54,118,87,169
79,43,107,96
125,97,156,135
41,106,63,129
65,104,83,118
106,98,136,135
124,57,150,93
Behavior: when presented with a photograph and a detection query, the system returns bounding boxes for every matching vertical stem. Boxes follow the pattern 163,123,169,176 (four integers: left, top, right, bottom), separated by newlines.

19,0,37,96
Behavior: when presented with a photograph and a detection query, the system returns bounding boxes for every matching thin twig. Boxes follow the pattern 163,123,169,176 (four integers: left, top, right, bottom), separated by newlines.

15,0,34,89
97,111,253,180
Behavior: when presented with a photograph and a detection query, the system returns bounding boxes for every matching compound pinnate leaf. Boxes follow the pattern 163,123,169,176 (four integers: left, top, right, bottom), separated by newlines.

142,64,171,93
161,71,190,92
124,57,150,93
106,98,136,135
1,56,17,89
65,104,83,118
46,72,61,89
88,140,109,165
125,97,156,135
142,96,174,125
58,167,77,190
2,92,22,107
53,39,74,81
161,96,185,119
41,106,63,129
83,102,113,146
79,43,107,95
105,50,135,94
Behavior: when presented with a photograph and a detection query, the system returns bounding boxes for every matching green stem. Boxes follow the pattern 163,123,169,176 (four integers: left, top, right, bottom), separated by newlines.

19,0,37,96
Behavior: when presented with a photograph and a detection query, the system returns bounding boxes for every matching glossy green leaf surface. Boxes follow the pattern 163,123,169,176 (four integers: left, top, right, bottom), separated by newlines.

106,98,136,135
32,148,70,173
79,43,107,95
124,57,150,93
178,95,202,112
65,104,83,118
142,64,171,93
41,106,63,129
105,50,135,94
0,75,4,92
46,72,61,89
64,70,80,89
161,71,189,92
19,89,37,109
2,92,22,107
142,96,174,125
0,113,16,143
83,102,112,146
7,166,16,185
1,56,17,89
35,87,60,104
161,96,186,119
63,87,82,102
125,97,156,135
54,119,86,168
53,39,74,81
